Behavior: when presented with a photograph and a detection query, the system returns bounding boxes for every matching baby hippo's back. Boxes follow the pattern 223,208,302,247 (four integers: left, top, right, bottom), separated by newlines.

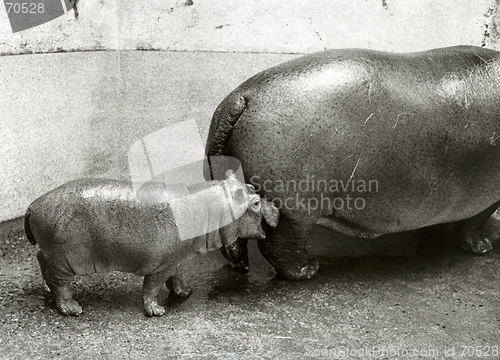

26,179,200,276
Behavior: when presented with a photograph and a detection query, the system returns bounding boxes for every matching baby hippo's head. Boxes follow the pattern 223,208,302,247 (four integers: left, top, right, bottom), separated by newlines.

220,170,279,244
236,185,278,240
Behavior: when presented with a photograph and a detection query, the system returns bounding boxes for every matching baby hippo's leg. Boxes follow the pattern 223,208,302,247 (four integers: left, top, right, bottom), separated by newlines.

37,251,82,316
142,272,171,317
166,266,192,298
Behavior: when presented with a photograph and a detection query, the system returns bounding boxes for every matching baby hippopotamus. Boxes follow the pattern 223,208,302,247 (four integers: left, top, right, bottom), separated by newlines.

24,171,279,316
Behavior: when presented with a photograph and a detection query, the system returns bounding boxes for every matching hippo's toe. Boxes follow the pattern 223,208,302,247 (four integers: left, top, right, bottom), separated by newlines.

57,299,82,316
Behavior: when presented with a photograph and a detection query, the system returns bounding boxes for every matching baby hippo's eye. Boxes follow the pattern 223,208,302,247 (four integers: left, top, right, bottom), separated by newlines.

252,199,261,211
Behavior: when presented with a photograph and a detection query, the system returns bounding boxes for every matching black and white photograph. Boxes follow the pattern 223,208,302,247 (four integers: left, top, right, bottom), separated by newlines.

1,1,499,358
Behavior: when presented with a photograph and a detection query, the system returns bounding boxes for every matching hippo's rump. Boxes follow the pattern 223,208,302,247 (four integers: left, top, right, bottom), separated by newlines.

207,46,500,235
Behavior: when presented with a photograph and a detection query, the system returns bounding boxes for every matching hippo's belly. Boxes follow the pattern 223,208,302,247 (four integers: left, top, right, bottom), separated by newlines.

227,47,500,235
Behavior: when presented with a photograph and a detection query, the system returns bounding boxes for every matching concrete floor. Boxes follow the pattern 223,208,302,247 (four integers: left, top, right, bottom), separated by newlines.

1,217,499,359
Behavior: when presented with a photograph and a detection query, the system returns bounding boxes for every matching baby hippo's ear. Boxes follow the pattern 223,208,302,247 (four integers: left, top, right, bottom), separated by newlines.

246,184,256,194
233,188,246,203
261,198,279,227
225,170,236,180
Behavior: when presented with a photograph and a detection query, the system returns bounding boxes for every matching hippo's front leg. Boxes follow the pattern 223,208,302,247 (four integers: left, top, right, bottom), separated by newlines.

258,217,319,280
220,238,249,273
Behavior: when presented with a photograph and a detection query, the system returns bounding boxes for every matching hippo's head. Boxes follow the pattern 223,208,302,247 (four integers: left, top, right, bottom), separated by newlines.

218,170,279,246
236,183,279,239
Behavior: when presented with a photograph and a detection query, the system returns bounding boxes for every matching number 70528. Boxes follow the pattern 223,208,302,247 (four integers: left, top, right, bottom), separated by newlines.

5,2,45,14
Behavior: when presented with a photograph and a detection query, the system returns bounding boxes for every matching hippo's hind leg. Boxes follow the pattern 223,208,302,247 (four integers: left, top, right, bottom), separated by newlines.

37,251,82,316
166,266,192,298
258,216,319,280
455,201,500,254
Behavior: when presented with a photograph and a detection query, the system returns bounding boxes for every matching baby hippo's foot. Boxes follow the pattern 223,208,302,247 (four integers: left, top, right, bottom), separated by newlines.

56,298,83,316
142,273,169,316
143,298,165,317
49,283,82,316
166,275,192,298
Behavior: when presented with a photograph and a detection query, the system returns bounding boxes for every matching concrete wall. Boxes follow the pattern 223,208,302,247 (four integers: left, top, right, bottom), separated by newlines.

1,0,499,54
0,51,297,220
1,0,500,221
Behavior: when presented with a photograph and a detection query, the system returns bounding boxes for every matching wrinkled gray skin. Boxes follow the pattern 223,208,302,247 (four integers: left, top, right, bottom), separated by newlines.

25,172,279,316
206,46,500,280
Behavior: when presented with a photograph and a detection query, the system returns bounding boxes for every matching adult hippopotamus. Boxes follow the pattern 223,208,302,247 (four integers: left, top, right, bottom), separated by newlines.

205,45,500,280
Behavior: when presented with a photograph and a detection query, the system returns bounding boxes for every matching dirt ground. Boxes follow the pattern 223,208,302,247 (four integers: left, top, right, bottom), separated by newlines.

0,217,499,359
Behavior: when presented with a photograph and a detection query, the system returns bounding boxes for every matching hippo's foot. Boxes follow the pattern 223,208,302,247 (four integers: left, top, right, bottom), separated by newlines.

256,218,319,280
167,284,192,298
143,299,165,317
56,298,83,317
258,239,318,280
275,255,319,280
142,273,168,316
461,232,493,254
220,238,249,273
455,201,499,255
49,285,82,316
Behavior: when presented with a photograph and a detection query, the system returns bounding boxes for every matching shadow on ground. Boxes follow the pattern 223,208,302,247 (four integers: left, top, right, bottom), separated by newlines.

1,217,499,359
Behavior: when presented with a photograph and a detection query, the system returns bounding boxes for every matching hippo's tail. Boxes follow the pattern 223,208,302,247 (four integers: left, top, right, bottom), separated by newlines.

24,207,37,245
205,92,247,157
204,92,247,181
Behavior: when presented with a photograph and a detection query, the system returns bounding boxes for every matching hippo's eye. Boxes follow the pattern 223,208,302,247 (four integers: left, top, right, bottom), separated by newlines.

252,199,261,211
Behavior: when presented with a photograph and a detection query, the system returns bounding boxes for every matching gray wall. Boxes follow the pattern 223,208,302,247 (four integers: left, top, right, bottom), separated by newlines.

1,0,499,221
1,0,499,54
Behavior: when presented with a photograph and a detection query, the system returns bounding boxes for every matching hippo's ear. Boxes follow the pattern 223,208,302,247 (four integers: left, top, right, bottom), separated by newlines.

261,199,279,227
246,184,256,194
233,188,246,203
225,170,236,180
